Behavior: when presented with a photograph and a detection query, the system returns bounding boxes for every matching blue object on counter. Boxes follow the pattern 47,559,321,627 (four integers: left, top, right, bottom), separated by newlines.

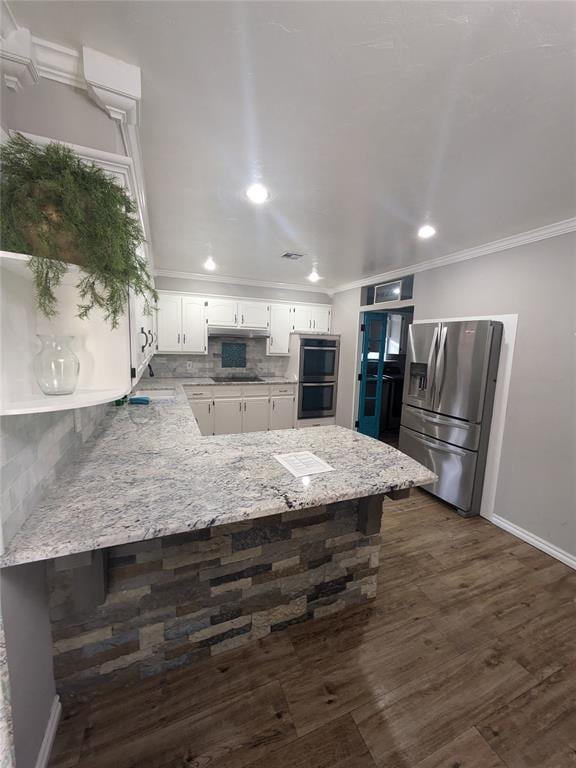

128,396,151,405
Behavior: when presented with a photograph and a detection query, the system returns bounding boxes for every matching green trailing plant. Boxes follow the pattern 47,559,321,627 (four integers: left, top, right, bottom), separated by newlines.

0,133,157,328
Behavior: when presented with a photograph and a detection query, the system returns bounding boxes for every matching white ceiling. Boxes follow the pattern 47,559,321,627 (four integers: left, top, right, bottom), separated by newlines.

10,1,576,289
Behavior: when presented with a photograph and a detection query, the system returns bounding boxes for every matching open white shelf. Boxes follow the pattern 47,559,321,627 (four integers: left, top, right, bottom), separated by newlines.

1,251,132,416
2,389,127,416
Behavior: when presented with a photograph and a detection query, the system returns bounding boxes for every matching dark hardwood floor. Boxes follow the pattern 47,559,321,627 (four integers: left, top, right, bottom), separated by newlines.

49,491,576,768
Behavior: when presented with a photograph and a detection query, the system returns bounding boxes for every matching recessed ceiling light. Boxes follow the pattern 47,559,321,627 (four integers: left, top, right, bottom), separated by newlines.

246,183,269,204
307,266,321,283
203,256,216,271
418,224,437,239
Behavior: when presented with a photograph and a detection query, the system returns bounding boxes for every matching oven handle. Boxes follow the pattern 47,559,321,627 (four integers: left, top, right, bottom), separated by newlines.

301,345,339,350
300,382,336,387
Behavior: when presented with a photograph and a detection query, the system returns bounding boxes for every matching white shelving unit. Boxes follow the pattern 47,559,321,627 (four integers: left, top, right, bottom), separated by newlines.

0,251,132,415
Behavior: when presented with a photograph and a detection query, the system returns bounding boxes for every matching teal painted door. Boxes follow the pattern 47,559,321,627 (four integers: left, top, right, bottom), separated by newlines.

357,312,389,438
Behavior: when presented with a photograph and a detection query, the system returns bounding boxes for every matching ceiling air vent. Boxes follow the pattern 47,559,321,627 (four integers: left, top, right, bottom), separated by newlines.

281,252,304,261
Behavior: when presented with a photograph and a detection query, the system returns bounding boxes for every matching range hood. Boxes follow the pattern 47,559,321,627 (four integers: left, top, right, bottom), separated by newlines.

207,326,270,338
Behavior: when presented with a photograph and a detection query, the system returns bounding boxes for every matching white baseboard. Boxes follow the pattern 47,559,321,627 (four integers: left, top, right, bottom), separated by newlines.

34,696,61,768
491,515,576,571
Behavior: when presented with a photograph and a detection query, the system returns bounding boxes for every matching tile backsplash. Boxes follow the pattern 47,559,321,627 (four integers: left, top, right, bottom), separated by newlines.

145,337,290,379
0,403,110,552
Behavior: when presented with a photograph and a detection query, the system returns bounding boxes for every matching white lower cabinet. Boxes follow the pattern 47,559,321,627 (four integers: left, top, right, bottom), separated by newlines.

243,396,270,432
213,398,243,435
191,399,213,435
270,396,295,430
187,384,297,436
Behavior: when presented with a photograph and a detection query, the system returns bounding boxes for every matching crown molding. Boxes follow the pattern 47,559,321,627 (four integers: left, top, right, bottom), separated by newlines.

32,36,83,88
0,26,38,91
154,269,332,295
332,217,576,294
83,46,141,125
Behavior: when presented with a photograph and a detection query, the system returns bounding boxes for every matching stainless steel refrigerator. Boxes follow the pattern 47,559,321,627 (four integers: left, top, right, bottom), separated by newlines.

398,320,502,517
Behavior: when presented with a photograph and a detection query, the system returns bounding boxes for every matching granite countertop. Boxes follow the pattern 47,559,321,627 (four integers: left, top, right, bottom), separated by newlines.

0,382,436,568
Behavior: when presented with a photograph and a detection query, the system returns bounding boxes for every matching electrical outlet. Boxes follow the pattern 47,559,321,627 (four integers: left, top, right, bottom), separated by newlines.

186,361,194,371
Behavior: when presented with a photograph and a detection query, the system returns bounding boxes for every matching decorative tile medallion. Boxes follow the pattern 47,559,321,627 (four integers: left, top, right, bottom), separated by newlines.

221,342,247,368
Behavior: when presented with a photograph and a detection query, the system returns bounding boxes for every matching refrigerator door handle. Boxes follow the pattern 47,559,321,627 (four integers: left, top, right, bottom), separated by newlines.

434,326,448,409
408,431,470,457
426,326,440,407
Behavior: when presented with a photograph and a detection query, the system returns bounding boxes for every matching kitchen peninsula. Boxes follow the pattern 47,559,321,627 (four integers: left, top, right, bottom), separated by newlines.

0,383,435,698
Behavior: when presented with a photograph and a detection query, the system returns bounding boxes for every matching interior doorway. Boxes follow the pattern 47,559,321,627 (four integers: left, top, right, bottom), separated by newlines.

357,307,413,445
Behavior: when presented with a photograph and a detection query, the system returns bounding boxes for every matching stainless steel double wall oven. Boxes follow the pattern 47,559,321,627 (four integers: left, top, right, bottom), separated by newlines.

297,335,340,419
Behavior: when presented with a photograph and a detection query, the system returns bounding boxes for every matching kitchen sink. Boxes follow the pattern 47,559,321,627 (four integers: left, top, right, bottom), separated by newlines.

210,376,264,383
134,388,176,400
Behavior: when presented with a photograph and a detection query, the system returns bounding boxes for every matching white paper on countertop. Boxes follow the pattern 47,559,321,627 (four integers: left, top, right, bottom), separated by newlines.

274,451,335,478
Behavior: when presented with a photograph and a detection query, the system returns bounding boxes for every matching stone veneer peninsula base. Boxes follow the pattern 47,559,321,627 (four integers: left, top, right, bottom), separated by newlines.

49,494,389,700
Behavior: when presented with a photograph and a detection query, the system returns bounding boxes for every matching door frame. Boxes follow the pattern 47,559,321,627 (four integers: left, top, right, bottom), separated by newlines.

357,311,389,438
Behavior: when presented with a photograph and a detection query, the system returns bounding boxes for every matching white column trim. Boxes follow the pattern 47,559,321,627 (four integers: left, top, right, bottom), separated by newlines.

34,696,61,768
82,46,141,126
0,26,39,91
32,36,83,89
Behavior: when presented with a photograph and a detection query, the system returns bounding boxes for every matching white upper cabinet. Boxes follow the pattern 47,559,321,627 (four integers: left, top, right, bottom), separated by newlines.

156,291,331,353
157,293,207,354
157,293,182,352
268,304,292,355
206,299,238,327
291,305,312,332
239,301,269,329
292,304,331,333
182,296,207,353
310,305,331,333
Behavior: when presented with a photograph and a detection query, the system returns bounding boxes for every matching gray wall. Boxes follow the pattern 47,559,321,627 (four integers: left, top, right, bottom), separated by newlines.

412,232,575,557
332,233,575,558
155,275,332,304
332,287,362,429
3,78,124,154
